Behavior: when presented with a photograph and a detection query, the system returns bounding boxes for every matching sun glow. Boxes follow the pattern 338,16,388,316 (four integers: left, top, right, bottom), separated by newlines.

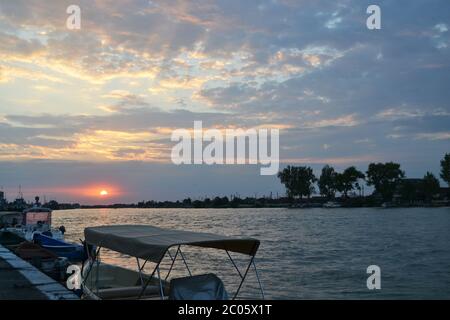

100,190,109,196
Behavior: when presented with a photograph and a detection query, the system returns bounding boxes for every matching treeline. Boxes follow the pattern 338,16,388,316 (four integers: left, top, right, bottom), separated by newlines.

278,153,450,204
81,196,290,209
3,154,448,211
0,199,82,211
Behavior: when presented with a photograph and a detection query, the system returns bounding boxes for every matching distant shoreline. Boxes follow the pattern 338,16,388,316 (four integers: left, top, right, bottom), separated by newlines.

3,195,449,212
60,201,450,210
67,205,450,210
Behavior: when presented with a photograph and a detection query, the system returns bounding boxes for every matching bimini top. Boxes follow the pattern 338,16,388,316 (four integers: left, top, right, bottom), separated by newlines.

84,225,260,263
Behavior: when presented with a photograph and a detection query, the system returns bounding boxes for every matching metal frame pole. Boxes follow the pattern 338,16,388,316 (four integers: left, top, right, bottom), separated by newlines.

232,255,255,300
136,257,145,286
252,259,265,299
226,250,243,279
178,247,192,276
165,246,180,281
156,265,164,299
81,246,101,288
138,256,164,299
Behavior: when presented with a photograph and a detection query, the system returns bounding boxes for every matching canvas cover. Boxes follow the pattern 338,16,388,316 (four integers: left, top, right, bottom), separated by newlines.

84,225,259,262
0,212,23,226
169,273,229,300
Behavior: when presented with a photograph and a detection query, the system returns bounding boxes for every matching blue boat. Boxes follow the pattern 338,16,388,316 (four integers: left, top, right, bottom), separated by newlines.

33,233,88,263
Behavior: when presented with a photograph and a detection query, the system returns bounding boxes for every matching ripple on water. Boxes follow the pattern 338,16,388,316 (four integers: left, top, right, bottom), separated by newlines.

53,207,450,299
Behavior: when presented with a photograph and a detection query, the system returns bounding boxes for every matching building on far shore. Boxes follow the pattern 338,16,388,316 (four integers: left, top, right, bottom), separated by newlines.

0,191,5,210
393,178,425,205
439,187,450,200
393,178,449,206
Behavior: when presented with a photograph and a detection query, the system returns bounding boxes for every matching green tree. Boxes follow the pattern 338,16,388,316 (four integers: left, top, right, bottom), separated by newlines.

421,172,440,202
366,162,405,201
318,165,337,199
440,153,450,186
278,166,317,200
336,166,365,198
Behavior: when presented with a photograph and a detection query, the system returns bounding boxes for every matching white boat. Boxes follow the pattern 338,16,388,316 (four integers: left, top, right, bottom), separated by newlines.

0,211,22,229
81,224,264,300
6,197,64,241
323,201,342,208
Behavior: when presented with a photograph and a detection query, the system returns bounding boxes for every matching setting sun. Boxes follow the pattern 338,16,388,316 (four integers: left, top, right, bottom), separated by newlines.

100,190,108,196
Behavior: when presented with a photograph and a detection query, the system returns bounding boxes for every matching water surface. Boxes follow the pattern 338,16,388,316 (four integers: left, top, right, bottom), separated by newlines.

53,207,450,299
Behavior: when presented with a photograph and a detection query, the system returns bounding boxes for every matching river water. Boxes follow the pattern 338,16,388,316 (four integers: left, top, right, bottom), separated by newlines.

53,207,450,299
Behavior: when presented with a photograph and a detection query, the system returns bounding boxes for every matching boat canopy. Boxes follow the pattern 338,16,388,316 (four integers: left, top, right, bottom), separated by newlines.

0,212,23,225
0,212,22,218
84,225,260,263
23,207,52,213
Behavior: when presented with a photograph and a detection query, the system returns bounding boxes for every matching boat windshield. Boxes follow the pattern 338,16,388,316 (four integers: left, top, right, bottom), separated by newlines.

23,211,51,226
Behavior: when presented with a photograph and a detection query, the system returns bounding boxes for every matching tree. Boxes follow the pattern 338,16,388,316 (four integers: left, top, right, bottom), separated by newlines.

318,165,337,199
336,166,365,198
366,162,405,201
440,153,450,186
278,166,317,200
421,172,440,202
212,196,229,207
46,200,60,210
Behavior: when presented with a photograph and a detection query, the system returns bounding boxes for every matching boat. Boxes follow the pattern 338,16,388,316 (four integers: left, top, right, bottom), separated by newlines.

81,225,264,300
1,212,27,248
323,201,342,208
0,211,23,229
33,233,88,263
7,197,65,241
381,202,397,208
14,241,70,281
289,202,322,209
0,230,25,247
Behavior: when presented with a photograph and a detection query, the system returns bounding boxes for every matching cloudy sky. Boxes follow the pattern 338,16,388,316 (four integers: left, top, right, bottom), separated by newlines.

0,0,449,204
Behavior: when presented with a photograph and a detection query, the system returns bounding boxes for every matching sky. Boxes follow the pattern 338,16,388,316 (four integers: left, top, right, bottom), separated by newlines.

0,0,449,204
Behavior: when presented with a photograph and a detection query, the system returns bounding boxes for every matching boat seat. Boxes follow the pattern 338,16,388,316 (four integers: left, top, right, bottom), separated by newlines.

169,273,229,300
97,285,162,299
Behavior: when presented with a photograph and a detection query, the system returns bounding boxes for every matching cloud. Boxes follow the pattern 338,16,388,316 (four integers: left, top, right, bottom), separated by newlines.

0,32,45,57
415,132,450,141
0,0,449,200
304,114,360,128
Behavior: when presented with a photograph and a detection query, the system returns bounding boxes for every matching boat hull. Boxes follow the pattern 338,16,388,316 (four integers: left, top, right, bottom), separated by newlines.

33,233,87,263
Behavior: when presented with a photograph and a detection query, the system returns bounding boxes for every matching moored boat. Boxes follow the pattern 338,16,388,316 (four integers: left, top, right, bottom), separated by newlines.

0,230,24,247
7,197,65,241
0,211,23,229
323,201,342,208
14,241,69,281
81,224,264,300
33,233,88,263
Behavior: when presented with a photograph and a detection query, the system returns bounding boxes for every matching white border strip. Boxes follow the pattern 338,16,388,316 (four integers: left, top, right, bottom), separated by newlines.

0,244,78,300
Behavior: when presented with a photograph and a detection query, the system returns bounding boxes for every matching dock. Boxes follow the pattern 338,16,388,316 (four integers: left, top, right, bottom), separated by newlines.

0,244,79,300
